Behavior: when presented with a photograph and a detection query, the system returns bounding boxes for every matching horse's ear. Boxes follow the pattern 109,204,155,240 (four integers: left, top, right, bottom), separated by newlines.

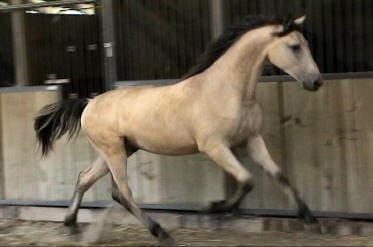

294,15,306,25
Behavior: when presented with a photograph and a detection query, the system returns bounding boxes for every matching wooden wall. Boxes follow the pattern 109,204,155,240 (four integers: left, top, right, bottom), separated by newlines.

240,78,373,213
0,79,372,213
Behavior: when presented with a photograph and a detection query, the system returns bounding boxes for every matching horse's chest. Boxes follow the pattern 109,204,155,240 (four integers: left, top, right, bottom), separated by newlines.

229,103,262,145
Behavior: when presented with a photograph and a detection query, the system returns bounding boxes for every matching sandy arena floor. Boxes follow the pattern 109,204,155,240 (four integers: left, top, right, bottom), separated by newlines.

0,219,373,246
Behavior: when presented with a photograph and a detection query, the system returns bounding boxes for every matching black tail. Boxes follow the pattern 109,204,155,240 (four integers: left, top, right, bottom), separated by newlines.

34,98,89,156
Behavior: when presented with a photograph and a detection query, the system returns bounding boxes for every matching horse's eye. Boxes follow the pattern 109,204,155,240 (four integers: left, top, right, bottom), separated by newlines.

289,44,301,51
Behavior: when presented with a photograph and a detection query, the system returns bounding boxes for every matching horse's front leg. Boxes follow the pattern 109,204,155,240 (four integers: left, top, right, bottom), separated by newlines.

247,135,321,233
201,142,253,213
64,156,109,231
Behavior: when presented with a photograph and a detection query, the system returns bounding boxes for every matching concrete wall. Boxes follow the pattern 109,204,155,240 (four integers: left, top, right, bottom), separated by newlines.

0,78,372,213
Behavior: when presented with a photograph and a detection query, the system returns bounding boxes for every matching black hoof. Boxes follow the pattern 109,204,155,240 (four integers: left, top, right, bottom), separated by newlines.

64,214,77,227
64,214,81,235
304,222,322,234
201,200,238,214
158,231,175,246
69,224,82,235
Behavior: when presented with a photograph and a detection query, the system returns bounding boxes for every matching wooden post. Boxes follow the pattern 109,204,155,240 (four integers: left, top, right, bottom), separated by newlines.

100,0,117,91
210,0,224,39
11,0,29,86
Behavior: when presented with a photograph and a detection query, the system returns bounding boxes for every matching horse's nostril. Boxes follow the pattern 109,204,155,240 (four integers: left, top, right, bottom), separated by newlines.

314,80,323,90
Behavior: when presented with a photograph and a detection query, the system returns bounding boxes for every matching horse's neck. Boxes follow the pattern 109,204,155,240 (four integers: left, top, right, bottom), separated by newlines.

204,27,273,102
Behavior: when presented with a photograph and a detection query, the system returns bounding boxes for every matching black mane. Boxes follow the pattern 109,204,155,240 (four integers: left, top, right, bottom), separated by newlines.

182,15,301,80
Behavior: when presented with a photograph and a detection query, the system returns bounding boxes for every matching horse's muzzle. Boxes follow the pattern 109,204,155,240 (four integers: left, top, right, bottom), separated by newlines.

303,78,323,91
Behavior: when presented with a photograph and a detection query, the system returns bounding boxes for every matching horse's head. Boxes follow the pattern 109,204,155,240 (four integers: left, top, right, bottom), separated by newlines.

266,15,323,91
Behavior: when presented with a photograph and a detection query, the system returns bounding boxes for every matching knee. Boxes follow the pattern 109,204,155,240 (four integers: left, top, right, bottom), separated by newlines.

237,170,252,185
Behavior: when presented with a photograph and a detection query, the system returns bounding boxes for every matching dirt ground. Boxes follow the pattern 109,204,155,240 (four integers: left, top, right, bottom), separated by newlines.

0,219,373,246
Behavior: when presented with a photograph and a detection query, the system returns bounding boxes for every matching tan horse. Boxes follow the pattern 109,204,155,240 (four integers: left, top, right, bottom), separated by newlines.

34,15,323,244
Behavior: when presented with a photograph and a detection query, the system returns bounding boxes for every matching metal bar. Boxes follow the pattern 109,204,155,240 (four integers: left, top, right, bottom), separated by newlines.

115,72,373,87
11,0,29,86
100,0,117,91
116,79,179,87
0,0,95,12
0,85,60,93
209,0,224,39
1,199,373,221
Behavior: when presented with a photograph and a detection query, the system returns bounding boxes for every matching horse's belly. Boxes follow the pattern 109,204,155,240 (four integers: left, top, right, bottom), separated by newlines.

126,132,198,155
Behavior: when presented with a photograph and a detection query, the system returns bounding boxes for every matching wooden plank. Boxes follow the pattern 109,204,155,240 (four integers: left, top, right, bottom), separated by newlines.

127,151,225,205
281,80,334,211
342,79,373,212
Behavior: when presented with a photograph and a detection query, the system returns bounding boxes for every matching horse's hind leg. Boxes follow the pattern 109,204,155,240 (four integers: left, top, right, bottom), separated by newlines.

247,135,321,233
64,156,109,228
95,138,175,245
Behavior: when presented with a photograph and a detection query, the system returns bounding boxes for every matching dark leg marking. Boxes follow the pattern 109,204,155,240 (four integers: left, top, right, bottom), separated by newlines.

64,170,87,227
64,157,108,231
203,180,253,214
276,174,320,228
115,189,175,245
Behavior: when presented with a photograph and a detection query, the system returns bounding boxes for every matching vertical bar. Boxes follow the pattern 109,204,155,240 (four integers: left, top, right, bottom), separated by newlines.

173,0,182,77
334,0,344,73
323,0,334,73
241,0,248,22
100,0,117,91
133,0,142,79
178,0,187,75
364,0,373,71
210,0,224,39
313,0,325,73
114,0,123,81
353,0,363,72
200,0,211,49
343,0,354,72
11,0,29,86
248,0,257,15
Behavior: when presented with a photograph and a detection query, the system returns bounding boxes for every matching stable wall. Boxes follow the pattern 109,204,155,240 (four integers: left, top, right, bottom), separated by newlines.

240,78,373,213
0,79,372,213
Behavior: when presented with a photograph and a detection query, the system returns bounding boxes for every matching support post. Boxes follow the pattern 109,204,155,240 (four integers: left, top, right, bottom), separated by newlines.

210,0,224,39
11,0,29,86
100,0,117,91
